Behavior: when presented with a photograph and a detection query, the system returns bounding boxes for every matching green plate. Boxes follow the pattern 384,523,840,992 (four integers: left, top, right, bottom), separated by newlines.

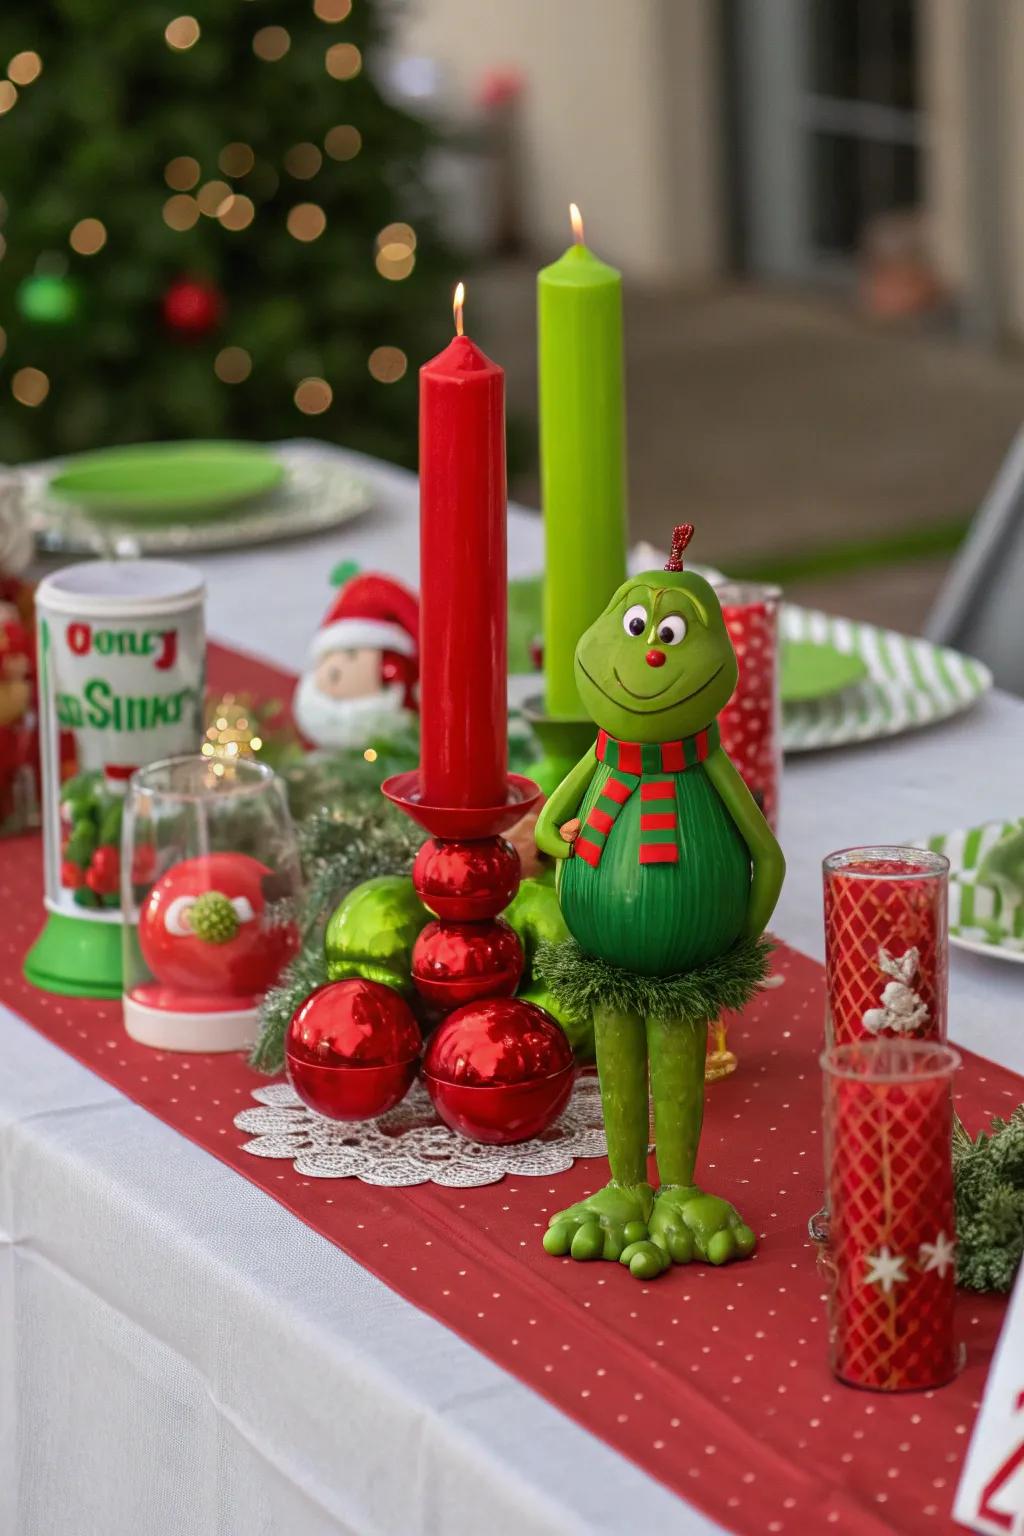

48,442,284,521
916,822,1024,964
781,639,868,704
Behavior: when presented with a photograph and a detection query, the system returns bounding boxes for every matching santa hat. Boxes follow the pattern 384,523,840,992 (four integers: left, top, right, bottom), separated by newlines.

311,566,419,664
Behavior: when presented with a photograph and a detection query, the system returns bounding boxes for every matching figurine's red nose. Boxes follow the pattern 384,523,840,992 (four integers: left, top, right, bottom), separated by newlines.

645,649,667,668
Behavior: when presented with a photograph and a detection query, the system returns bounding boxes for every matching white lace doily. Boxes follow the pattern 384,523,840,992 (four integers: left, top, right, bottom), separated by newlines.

234,1076,607,1187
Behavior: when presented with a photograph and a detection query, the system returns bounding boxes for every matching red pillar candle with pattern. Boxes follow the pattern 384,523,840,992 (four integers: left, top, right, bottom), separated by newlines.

824,1040,960,1391
823,846,949,1047
418,283,508,811
716,582,782,832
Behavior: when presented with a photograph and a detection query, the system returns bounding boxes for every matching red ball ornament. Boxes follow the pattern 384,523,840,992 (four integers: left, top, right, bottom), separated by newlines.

411,917,523,1010
161,275,224,338
286,979,421,1120
423,998,575,1143
412,835,520,921
138,852,296,1006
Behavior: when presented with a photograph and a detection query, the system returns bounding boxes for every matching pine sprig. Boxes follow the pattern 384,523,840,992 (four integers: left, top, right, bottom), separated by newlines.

953,1106,1024,1292
249,800,422,1075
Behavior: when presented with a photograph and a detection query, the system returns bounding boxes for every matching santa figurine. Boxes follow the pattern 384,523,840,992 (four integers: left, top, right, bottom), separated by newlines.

293,564,419,751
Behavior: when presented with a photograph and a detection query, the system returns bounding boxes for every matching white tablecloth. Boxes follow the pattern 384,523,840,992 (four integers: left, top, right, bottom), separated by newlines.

3,446,1023,1536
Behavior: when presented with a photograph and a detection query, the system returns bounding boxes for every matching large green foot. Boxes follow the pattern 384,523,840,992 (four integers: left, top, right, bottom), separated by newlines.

543,1181,665,1275
649,1185,757,1266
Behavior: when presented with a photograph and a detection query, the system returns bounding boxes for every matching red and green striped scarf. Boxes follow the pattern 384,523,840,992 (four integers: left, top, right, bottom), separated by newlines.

574,724,719,869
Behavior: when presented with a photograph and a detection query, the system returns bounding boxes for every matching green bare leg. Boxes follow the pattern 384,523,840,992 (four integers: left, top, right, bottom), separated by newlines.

543,1003,664,1277
647,1013,758,1267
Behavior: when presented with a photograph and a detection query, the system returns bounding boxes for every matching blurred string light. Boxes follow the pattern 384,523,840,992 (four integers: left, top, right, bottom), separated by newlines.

165,16,200,50
219,142,254,177
163,194,199,231
324,124,361,161
218,194,255,231
0,83,18,114
69,218,107,256
214,346,252,383
294,377,332,414
315,0,352,20
253,26,290,61
287,202,326,241
375,222,416,281
363,747,378,762
368,346,407,383
197,179,231,216
165,156,200,190
325,42,361,79
12,368,49,407
7,52,42,86
284,142,322,179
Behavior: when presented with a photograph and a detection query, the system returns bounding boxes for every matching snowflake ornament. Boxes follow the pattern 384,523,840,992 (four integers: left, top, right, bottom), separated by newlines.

863,1245,909,1293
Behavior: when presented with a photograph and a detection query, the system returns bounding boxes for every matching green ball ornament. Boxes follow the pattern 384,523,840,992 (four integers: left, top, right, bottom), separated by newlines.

325,874,430,995
17,271,82,327
189,890,239,945
502,876,570,982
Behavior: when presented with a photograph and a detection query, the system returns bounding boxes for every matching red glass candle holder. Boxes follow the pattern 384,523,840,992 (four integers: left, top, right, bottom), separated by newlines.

823,1039,960,1391
716,581,782,832
824,846,949,1048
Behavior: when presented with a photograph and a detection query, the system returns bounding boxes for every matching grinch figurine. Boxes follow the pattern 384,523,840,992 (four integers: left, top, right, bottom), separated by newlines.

534,526,784,1279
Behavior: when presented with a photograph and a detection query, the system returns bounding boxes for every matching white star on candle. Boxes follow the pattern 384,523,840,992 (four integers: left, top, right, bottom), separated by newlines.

863,1246,908,1293
918,1232,955,1277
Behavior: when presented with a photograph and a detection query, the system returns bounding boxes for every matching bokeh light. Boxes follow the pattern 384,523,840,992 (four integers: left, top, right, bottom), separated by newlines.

314,0,352,19
253,26,290,61
324,124,361,161
376,222,416,253
375,244,415,280
284,142,323,179
165,16,200,51
69,218,107,256
218,194,255,231
214,347,252,383
197,179,232,216
7,52,42,86
163,194,200,231
287,203,327,242
0,328,6,358
368,346,407,383
0,83,18,115
12,367,49,407
219,142,255,177
165,156,200,190
325,42,361,79
294,377,333,414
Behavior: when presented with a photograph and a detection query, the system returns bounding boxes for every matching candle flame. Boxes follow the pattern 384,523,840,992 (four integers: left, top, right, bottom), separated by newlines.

453,280,465,336
569,202,584,245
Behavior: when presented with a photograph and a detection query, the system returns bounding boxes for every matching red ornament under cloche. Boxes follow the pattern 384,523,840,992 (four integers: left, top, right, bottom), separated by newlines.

411,917,523,1010
161,275,224,338
286,978,421,1121
412,835,520,921
423,997,575,1144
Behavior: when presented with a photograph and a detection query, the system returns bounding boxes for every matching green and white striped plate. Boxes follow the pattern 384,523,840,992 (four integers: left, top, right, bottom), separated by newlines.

781,607,992,754
916,822,1024,964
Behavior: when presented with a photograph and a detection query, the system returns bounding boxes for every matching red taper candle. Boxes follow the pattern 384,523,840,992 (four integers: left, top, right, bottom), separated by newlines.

419,284,508,810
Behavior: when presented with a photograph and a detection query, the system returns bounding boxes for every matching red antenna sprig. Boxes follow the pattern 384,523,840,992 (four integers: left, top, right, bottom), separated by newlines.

664,523,694,573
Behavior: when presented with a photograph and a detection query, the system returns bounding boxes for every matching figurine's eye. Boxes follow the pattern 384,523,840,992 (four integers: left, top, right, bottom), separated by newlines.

623,604,648,637
656,614,687,646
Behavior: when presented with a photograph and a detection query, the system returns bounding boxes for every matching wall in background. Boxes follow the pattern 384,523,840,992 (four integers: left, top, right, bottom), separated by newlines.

394,0,723,283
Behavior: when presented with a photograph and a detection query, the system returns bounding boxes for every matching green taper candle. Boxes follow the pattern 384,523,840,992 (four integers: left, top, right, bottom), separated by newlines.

538,204,627,720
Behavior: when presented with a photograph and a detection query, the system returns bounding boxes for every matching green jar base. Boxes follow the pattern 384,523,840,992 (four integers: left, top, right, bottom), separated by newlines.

24,908,123,999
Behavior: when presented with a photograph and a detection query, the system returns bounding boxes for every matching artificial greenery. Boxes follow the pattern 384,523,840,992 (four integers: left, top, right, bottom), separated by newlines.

953,1107,1024,1293
534,935,773,1026
0,0,462,465
250,794,422,1073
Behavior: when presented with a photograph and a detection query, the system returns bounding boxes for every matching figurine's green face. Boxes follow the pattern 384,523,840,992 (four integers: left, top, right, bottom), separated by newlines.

574,570,738,743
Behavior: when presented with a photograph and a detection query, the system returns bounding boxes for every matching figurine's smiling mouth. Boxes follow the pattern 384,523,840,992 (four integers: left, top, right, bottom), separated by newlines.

580,662,725,714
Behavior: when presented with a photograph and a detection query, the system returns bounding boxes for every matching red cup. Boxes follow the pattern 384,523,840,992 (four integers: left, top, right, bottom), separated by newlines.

716,581,782,832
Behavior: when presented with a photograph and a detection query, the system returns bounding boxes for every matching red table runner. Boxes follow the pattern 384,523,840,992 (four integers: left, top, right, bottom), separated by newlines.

1,640,1015,1536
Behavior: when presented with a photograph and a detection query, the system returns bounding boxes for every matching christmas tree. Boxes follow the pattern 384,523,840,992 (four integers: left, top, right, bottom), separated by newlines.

0,0,461,466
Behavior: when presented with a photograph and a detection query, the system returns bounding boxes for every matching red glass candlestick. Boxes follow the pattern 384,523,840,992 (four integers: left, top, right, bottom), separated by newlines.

717,581,782,832
824,846,949,1047
824,1040,960,1391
